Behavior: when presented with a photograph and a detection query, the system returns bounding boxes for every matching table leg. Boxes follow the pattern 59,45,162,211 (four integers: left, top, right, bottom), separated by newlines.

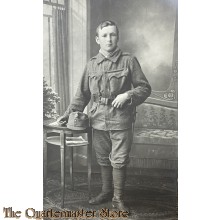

60,131,66,208
70,147,74,190
43,129,47,197
87,128,92,199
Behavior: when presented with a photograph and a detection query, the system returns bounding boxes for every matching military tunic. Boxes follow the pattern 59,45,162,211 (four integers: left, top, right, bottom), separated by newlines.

64,48,151,131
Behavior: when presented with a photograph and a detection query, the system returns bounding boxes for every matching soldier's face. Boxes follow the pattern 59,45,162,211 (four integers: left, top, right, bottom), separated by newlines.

96,26,118,53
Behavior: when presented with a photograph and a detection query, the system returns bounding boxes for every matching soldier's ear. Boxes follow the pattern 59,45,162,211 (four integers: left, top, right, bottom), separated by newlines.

95,36,100,45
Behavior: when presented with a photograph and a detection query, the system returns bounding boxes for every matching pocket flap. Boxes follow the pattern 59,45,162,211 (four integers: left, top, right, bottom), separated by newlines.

108,69,129,80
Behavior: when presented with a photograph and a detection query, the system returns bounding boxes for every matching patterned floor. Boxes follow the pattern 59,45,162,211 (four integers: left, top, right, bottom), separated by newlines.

44,171,178,220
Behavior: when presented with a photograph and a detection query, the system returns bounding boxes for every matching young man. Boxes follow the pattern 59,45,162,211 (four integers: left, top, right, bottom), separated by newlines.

57,21,151,211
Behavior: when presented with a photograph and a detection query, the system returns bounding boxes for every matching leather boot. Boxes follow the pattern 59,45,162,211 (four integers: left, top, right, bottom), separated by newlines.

112,167,129,212
89,166,113,205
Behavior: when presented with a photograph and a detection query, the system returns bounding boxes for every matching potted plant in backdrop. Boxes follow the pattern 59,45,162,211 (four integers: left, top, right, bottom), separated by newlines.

43,78,60,121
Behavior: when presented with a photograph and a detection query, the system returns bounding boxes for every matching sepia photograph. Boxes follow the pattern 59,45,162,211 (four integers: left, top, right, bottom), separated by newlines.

3,1,220,220
43,0,178,219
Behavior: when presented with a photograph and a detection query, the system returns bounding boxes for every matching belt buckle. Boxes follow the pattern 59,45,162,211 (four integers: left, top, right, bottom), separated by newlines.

98,97,113,105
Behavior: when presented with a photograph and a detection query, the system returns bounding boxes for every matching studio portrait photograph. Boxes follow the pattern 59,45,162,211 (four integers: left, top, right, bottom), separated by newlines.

3,1,220,220
43,0,178,219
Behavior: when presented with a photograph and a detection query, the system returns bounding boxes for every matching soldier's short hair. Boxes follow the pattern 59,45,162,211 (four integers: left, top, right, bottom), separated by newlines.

96,20,119,37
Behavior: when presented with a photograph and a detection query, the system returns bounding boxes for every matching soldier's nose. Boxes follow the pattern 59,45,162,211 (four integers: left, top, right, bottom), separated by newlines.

106,35,111,41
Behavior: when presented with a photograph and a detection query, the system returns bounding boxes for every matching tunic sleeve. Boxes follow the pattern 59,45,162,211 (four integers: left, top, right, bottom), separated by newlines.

63,64,91,117
126,56,151,106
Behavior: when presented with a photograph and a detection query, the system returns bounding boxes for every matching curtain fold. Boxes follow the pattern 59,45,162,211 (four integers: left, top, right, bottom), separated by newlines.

53,7,69,116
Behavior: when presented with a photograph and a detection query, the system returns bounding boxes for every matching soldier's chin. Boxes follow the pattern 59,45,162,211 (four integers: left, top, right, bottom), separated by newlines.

106,46,116,52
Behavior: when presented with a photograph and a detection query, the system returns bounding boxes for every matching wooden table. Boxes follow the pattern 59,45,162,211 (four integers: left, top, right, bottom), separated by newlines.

43,120,92,208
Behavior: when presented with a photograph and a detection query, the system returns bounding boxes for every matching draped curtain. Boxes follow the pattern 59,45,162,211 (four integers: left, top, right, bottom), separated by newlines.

52,7,69,116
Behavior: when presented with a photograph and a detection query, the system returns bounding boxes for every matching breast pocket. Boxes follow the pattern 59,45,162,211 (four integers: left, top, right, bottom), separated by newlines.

108,68,129,95
88,72,102,94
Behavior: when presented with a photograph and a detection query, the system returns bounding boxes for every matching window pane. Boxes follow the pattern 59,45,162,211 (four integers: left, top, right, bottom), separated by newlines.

43,4,52,16
51,0,58,4
58,0,64,5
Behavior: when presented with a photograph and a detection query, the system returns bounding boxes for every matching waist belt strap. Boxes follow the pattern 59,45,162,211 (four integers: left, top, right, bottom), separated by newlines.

93,96,114,105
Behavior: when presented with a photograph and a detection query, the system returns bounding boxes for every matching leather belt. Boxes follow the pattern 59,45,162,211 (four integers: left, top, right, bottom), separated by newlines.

93,96,114,105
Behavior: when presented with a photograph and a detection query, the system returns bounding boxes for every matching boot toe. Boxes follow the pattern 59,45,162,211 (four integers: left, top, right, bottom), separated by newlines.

89,193,112,205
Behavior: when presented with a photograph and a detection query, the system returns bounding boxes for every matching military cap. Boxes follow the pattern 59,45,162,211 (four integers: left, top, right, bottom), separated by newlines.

67,112,89,130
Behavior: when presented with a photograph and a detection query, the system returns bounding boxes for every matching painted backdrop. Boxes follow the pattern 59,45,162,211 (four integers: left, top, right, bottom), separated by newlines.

90,0,177,94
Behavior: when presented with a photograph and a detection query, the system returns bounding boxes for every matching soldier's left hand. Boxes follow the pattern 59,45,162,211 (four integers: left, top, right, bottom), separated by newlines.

112,93,130,108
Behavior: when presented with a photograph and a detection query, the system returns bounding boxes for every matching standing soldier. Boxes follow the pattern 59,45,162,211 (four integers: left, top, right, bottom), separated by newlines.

57,20,151,212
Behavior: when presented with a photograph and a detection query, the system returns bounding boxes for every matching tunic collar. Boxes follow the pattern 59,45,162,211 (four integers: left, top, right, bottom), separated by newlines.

95,48,122,64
